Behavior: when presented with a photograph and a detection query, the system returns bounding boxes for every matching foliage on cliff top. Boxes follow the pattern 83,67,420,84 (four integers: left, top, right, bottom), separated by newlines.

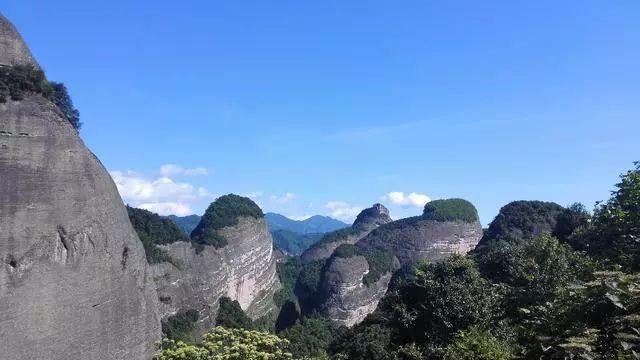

422,198,479,223
127,206,187,264
191,194,264,248
0,65,81,130
162,309,200,342
332,244,395,286
483,200,565,243
216,297,254,330
154,327,292,360
312,226,361,248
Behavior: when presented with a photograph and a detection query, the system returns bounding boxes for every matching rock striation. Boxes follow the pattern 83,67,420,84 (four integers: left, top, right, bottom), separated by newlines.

151,196,280,335
300,204,392,264
318,252,393,327
318,199,483,327
0,14,160,360
358,217,482,266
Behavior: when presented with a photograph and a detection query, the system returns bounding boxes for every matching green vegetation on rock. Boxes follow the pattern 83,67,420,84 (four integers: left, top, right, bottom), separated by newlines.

191,194,264,249
162,309,200,342
271,229,323,256
154,327,292,360
422,198,479,223
127,206,187,264
332,244,395,286
216,297,254,330
0,65,81,130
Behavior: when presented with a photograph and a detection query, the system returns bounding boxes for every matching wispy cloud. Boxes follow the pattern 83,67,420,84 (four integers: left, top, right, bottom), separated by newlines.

381,191,431,208
325,201,363,222
160,163,210,177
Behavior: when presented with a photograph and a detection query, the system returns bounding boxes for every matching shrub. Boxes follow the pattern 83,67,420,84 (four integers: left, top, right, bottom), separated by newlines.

154,327,292,360
215,297,254,330
482,200,565,243
0,65,81,130
127,206,188,264
280,315,336,358
422,198,479,223
162,309,200,342
444,328,514,360
191,194,263,249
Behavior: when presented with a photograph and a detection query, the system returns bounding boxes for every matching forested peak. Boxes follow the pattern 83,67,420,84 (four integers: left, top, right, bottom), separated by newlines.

422,198,479,223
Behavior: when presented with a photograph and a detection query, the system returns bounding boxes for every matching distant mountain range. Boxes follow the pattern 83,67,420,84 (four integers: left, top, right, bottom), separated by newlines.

164,214,201,236
165,212,348,256
264,213,348,234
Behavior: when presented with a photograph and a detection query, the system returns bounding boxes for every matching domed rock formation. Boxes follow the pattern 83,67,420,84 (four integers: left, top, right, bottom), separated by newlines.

318,245,394,327
0,14,160,360
150,195,280,335
300,204,392,264
0,13,39,68
358,199,483,266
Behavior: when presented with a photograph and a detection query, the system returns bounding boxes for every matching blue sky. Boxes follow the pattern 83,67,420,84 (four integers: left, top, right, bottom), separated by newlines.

4,1,639,224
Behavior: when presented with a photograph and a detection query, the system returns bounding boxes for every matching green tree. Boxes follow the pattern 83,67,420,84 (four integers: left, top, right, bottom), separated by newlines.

215,297,254,330
280,315,336,358
154,327,293,360
444,328,514,360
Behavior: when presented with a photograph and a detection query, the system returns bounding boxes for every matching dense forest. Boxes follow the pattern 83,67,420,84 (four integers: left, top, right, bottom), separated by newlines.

152,162,640,359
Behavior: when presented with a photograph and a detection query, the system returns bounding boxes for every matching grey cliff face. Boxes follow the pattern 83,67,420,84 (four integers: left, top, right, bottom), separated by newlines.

152,217,280,334
0,14,39,68
318,255,392,327
300,204,392,264
0,96,160,360
358,217,483,266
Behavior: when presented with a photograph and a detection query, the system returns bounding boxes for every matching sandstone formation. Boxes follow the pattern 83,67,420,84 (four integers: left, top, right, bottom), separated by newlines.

300,203,392,264
151,210,280,335
0,14,160,359
318,254,392,327
358,216,483,266
0,13,39,68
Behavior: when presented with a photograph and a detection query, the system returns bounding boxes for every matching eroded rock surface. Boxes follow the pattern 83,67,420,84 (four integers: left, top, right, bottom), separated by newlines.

151,216,280,334
300,204,392,264
358,217,483,266
318,255,392,327
0,95,160,360
0,13,38,68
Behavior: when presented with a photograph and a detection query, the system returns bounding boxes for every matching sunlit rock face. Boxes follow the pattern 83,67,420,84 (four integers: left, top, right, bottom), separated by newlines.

151,216,280,334
300,204,392,264
0,98,161,359
0,13,39,68
318,255,392,327
357,217,483,266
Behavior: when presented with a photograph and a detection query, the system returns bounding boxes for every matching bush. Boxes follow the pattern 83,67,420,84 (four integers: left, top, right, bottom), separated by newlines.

127,206,188,264
154,327,292,360
280,315,335,358
0,65,81,130
422,198,479,223
215,297,254,330
191,194,263,249
482,200,565,243
162,309,200,342
444,328,514,360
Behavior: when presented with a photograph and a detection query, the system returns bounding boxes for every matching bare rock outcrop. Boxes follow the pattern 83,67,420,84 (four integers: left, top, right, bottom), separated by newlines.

0,14,160,360
151,196,280,335
300,204,392,264
318,253,392,327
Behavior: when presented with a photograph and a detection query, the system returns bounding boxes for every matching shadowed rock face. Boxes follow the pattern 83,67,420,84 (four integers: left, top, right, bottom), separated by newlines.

300,204,392,264
0,14,38,68
0,95,161,360
318,255,392,327
358,217,483,266
151,216,280,334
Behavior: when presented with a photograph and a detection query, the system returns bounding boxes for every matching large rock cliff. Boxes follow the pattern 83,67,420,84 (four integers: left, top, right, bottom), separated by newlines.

151,196,280,335
0,14,160,359
300,204,392,264
318,249,393,327
358,199,483,266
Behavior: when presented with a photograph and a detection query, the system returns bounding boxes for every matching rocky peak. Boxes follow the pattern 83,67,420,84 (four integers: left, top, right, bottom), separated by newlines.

352,203,392,231
0,13,39,68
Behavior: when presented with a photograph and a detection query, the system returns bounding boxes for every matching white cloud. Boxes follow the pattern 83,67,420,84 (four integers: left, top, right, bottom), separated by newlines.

270,193,297,204
290,214,313,221
138,202,193,216
245,191,264,199
109,170,212,215
325,201,363,222
160,163,210,177
381,191,431,208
